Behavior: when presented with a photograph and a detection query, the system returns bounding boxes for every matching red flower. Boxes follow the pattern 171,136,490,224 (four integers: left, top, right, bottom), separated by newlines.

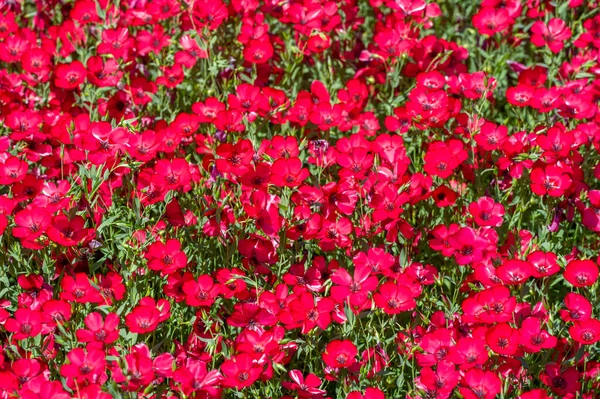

0,156,29,184
564,259,599,287
86,56,121,87
405,262,438,285
216,139,255,176
265,135,300,159
145,239,187,275
37,181,71,212
582,190,600,232
531,87,561,112
228,84,264,114
560,292,592,322
42,299,72,327
128,77,156,105
337,147,373,179
474,121,508,151
182,273,221,307
527,250,560,278
447,337,488,370
506,84,535,107
496,259,533,285
307,33,331,53
235,328,281,360
243,39,274,64
47,215,90,247
0,12,17,40
431,185,458,207
153,159,192,190
127,130,160,162
147,0,181,19
353,248,394,274
448,227,488,265
270,157,309,187
215,110,246,133
60,348,106,384
472,8,511,36
5,308,42,340
462,286,516,324
373,281,416,314
569,318,600,344
70,0,100,24
374,26,411,58
407,87,450,127
322,339,357,369
531,18,572,53
559,93,595,120
416,328,453,366
530,164,572,197
175,35,208,68
517,390,551,399
370,186,409,222
539,364,581,396
280,292,334,334
220,353,263,388
54,61,87,90
192,0,229,30
424,140,467,179
111,344,158,391
227,303,278,329
330,266,378,313
216,268,247,299
12,207,50,249
457,71,496,99
98,28,133,59
536,124,574,161
347,387,385,399
60,273,103,304
418,361,459,395
97,272,126,306
282,370,326,398
78,122,129,165
519,317,557,353
125,297,171,334
193,97,226,122
173,358,221,397
157,64,184,88
76,312,120,347
469,196,505,227
316,216,353,251
459,369,501,399
136,25,170,56
18,379,70,399
282,263,323,292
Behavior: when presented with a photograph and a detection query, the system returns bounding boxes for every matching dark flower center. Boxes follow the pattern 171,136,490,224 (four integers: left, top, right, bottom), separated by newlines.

552,377,567,389
335,354,348,365
238,372,249,382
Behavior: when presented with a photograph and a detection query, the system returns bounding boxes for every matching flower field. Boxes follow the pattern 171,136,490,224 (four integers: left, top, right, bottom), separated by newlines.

1,0,600,398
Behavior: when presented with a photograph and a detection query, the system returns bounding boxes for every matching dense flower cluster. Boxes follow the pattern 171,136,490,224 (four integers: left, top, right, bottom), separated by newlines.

1,0,600,398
